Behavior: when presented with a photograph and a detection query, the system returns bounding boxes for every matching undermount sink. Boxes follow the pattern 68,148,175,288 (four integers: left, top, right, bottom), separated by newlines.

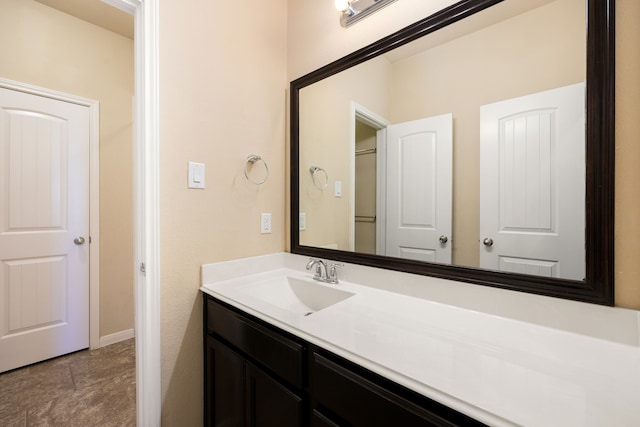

237,274,355,316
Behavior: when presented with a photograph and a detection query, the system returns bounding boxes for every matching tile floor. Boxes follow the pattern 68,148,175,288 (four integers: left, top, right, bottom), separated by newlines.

0,339,136,427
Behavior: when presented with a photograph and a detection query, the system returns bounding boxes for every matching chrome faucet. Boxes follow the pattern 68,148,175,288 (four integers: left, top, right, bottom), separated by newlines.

306,258,343,284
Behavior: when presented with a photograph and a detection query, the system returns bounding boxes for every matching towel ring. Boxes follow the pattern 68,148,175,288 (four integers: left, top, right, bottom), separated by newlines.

244,155,269,185
309,166,328,190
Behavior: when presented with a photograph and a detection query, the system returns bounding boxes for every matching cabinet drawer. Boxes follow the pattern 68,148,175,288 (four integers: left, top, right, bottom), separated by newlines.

311,352,485,427
207,297,304,389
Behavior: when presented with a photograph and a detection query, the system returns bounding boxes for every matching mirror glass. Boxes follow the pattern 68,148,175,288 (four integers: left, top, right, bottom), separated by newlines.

298,0,585,280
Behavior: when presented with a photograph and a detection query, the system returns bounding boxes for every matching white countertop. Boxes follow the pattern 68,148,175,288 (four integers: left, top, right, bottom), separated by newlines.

201,253,640,427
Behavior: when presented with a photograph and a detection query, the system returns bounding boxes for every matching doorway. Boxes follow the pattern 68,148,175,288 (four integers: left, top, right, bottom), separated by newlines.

354,119,378,254
0,0,161,424
350,104,453,263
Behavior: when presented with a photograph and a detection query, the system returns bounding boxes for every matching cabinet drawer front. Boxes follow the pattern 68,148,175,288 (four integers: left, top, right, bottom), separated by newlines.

312,352,481,427
207,298,304,388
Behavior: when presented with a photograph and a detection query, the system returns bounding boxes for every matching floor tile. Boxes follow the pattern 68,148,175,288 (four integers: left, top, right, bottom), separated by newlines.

27,369,136,427
69,340,135,389
0,339,136,426
0,362,74,415
0,409,26,427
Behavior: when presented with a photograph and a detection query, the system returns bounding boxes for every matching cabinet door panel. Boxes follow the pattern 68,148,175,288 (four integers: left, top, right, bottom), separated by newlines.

209,337,245,427
247,362,303,427
311,410,340,427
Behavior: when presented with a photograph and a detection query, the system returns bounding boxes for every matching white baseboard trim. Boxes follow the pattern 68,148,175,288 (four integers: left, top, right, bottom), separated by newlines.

99,329,135,347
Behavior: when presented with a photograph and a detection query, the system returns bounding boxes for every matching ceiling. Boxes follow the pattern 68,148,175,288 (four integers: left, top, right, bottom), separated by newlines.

35,0,134,39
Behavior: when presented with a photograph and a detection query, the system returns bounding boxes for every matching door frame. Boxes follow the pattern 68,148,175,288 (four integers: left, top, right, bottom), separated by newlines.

102,0,160,425
0,77,101,350
349,103,389,253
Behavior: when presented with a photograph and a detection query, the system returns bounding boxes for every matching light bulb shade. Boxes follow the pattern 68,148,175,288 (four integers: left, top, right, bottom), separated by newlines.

334,0,350,13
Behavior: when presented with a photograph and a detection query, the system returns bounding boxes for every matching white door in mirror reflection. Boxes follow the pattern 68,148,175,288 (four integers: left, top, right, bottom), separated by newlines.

385,114,453,264
480,83,585,280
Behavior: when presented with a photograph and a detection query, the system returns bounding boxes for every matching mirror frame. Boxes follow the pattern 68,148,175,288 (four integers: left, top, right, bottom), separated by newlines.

290,0,615,305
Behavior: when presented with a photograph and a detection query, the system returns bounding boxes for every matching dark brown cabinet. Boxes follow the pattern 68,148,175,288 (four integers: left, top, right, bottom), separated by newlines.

204,298,305,427
310,351,486,427
205,336,303,427
246,361,303,426
204,294,486,427
206,336,245,426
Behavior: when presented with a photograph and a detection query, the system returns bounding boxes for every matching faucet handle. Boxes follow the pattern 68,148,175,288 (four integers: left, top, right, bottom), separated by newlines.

306,258,327,280
305,257,318,270
328,262,343,283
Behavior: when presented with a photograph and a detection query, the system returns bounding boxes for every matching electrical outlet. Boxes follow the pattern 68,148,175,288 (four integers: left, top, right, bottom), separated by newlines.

261,213,272,234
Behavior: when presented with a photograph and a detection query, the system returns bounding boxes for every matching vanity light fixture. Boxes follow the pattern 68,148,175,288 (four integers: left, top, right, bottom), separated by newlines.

334,0,398,28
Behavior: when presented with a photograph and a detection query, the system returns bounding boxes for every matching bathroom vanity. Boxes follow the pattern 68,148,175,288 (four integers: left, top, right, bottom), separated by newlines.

201,253,640,427
204,294,485,426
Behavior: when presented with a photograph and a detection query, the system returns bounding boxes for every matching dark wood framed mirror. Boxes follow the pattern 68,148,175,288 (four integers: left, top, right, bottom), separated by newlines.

290,0,614,305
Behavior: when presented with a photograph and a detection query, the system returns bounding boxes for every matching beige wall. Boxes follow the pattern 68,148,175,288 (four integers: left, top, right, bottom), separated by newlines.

614,0,640,309
158,0,287,425
287,0,463,82
0,0,134,337
299,56,391,250
288,0,640,309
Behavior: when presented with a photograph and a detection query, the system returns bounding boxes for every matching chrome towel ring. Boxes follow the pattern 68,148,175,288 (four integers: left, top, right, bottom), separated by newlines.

309,166,328,190
244,155,269,185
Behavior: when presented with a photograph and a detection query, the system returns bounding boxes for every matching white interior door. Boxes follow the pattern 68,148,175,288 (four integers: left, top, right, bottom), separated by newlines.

479,83,585,280
385,114,453,263
0,87,90,373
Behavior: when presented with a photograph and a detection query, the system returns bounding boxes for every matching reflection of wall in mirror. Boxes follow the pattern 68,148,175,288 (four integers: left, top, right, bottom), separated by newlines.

299,0,585,267
299,55,392,250
389,0,585,267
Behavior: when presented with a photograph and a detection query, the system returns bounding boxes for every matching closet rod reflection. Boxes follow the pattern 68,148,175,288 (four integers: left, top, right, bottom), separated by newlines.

355,148,376,155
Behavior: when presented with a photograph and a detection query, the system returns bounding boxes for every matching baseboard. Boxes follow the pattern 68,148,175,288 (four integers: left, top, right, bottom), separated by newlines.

99,328,135,348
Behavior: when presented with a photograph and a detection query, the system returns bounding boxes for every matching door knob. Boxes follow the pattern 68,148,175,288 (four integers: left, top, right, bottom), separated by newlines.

482,237,493,247
439,235,448,244
74,236,86,245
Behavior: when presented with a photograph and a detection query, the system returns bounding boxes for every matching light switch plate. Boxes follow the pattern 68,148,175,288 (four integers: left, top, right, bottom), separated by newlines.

188,162,205,189
334,181,342,197
299,213,306,231
261,213,272,234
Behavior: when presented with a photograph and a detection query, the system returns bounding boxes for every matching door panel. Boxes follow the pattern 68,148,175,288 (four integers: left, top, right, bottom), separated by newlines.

385,114,453,264
210,337,245,427
500,112,554,231
0,87,90,373
499,256,557,277
479,83,585,280
247,361,302,427
7,256,67,332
